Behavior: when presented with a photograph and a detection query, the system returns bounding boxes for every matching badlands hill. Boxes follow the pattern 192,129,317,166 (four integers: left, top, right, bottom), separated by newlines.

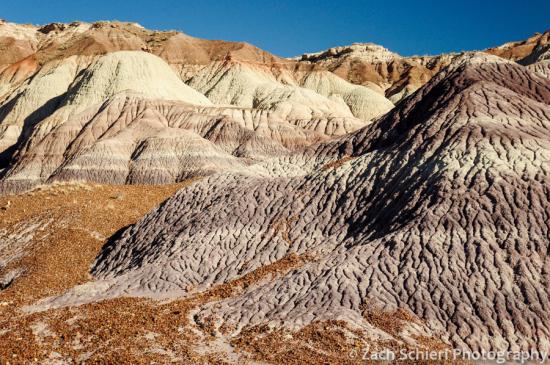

0,20,548,193
0,20,401,193
296,29,550,102
0,19,549,364
23,53,550,357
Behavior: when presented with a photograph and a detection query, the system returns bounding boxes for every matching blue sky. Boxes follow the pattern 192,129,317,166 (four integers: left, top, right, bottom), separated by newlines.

3,0,549,57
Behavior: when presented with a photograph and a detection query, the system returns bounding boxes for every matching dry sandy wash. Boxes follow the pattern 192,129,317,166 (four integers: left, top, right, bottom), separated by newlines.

0,19,549,364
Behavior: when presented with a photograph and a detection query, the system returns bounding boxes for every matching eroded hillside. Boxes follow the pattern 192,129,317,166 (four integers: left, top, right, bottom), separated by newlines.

0,19,549,365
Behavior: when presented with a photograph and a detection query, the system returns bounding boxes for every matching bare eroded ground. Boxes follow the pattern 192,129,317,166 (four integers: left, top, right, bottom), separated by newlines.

0,182,451,364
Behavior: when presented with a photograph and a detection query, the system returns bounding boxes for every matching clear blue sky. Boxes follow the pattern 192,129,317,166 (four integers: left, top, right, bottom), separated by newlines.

3,0,549,57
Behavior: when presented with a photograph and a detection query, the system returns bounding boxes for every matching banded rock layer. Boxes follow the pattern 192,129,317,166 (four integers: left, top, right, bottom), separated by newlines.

0,49,371,193
295,29,550,102
38,54,550,353
2,21,549,195
0,20,402,192
0,93,365,193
